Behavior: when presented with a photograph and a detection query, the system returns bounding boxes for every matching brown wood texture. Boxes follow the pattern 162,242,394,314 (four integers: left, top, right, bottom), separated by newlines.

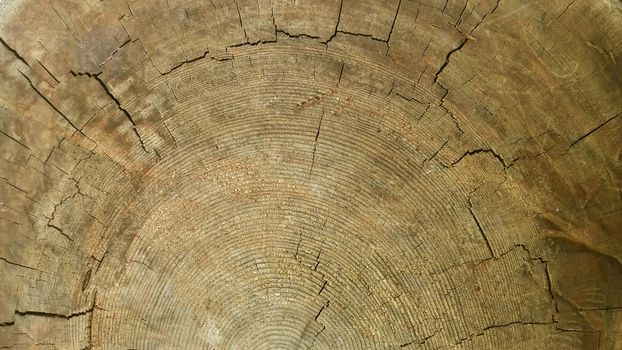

0,0,621,349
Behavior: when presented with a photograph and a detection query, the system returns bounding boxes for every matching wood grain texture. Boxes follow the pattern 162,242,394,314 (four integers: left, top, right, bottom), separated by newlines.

0,0,620,349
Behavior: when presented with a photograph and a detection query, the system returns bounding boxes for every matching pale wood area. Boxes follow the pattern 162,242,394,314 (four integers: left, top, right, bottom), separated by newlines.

0,0,621,349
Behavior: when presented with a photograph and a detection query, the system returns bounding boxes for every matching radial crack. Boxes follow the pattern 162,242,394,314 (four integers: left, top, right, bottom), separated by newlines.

323,0,343,43
0,129,31,150
567,111,621,149
19,72,82,133
0,257,40,271
0,36,30,67
434,37,468,83
386,0,402,43
309,110,324,176
468,195,494,258
70,71,149,153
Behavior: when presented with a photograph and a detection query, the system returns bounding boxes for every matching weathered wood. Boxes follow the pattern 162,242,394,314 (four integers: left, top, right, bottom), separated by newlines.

0,0,620,349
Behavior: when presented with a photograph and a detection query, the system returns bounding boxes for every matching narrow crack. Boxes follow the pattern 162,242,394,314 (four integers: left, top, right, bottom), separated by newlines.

309,110,324,176
454,0,469,29
455,320,556,345
469,0,501,35
313,248,322,270
307,301,329,349
318,280,328,295
0,36,30,67
337,62,345,85
467,195,495,258
400,328,441,348
567,111,621,149
513,244,560,321
386,0,402,44
69,71,149,153
434,37,468,83
314,301,329,322
19,72,82,133
35,58,60,83
450,148,508,168
232,0,249,43
323,0,344,43
46,179,83,242
548,0,577,26
98,38,134,72
276,28,321,41
15,306,93,320
422,140,449,166
0,129,31,151
0,256,40,271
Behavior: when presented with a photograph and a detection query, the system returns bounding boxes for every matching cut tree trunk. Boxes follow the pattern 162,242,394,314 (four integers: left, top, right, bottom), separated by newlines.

0,0,621,349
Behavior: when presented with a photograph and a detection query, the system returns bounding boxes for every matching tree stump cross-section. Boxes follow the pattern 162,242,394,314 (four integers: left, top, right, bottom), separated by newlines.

0,0,621,349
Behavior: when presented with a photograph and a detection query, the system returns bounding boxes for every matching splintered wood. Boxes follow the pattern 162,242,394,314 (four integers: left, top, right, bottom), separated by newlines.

1,0,621,349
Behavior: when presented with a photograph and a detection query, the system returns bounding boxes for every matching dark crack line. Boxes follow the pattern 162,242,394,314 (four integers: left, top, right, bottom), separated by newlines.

34,58,60,83
549,0,577,26
400,328,441,348
330,30,391,46
294,231,303,261
542,260,559,314
0,36,30,67
46,180,83,242
306,324,325,349
450,148,508,168
470,0,501,35
467,196,494,258
47,223,74,242
314,301,329,322
386,0,402,44
307,301,329,349
434,37,468,83
15,307,93,319
456,321,555,345
567,111,621,149
0,129,31,151
0,257,39,271
163,121,178,148
323,0,344,43
313,248,322,270
422,139,448,166
98,38,134,71
309,110,324,176
19,72,82,133
276,28,321,41
70,71,149,153
232,0,249,43
511,244,560,319
318,280,328,295
455,0,469,29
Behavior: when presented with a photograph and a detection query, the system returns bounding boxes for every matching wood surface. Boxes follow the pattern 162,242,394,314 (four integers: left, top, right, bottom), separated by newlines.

0,0,621,349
